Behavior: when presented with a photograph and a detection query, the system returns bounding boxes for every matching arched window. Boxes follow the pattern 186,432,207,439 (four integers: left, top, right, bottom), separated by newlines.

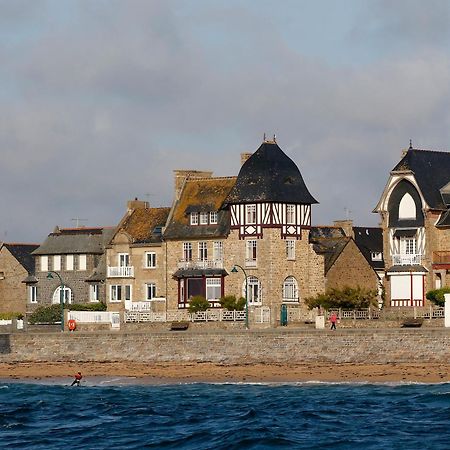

398,193,416,220
52,286,72,304
243,276,262,305
282,276,299,302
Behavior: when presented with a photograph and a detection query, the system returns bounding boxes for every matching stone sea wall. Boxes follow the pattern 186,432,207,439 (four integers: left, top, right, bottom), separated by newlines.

1,328,450,364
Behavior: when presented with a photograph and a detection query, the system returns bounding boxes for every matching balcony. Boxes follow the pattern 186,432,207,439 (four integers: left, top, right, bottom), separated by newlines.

177,259,224,270
433,251,450,264
107,266,134,277
391,254,422,266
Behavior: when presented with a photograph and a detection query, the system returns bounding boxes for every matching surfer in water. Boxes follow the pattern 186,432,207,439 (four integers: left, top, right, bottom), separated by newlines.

71,371,82,386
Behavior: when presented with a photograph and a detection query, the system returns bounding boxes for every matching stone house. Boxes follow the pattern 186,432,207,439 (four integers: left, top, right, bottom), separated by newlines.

0,243,39,314
105,199,170,311
30,226,114,309
374,145,450,306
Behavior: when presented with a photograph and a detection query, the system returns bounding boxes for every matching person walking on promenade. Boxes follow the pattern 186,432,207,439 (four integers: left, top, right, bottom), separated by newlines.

330,313,337,330
71,371,82,386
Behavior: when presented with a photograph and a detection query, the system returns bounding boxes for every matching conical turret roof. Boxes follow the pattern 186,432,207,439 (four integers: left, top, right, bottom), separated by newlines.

223,141,318,206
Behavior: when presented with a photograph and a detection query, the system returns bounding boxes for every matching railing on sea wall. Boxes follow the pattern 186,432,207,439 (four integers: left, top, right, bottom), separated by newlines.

68,311,121,328
325,306,444,321
124,309,246,323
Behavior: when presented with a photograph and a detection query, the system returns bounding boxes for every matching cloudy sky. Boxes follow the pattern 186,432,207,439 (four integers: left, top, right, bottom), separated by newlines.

1,0,450,242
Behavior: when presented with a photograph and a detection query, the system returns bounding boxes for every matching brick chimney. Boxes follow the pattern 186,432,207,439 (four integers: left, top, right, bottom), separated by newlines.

333,219,354,238
127,198,149,211
240,153,252,166
173,170,213,199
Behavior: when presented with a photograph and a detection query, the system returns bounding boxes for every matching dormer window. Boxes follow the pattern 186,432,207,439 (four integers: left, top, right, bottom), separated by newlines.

286,205,295,224
399,193,416,220
210,211,218,224
371,252,382,261
246,204,257,224
200,212,208,225
190,212,199,225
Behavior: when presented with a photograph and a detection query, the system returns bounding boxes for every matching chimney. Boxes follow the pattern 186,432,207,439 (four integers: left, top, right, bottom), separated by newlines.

173,170,213,199
333,219,354,238
240,153,252,166
127,198,149,211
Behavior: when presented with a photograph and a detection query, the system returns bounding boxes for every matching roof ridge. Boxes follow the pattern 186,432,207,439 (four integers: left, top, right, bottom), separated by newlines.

409,148,450,155
185,176,237,182
4,242,40,246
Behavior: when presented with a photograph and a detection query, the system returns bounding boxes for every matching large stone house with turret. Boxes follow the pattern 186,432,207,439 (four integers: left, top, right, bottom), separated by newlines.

374,145,450,306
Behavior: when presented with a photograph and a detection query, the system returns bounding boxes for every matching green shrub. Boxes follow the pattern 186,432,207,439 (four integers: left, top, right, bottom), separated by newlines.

0,312,23,320
69,302,107,311
426,287,450,307
304,286,378,310
219,295,246,311
28,304,64,324
188,296,210,313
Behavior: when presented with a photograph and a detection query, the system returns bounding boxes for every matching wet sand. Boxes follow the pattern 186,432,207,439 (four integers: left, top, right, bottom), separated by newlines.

0,361,449,383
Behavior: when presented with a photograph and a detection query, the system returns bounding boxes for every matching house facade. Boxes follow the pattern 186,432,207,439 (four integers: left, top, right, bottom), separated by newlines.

0,243,39,314
30,226,114,308
374,145,450,306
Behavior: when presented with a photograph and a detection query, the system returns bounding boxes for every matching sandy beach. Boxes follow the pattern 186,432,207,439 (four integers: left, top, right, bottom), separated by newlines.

0,361,449,383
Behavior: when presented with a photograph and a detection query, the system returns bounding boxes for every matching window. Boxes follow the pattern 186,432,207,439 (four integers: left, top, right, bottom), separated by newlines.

146,283,157,300
200,212,209,225
110,285,131,302
29,285,37,303
145,252,156,268
206,278,221,301
399,193,416,220
53,255,61,271
198,242,208,261
66,254,74,271
78,254,87,271
90,284,99,302
210,211,218,224
245,240,257,267
371,252,382,261
286,204,295,224
283,276,299,302
118,253,130,267
190,212,199,225
401,238,416,255
52,286,72,304
286,239,296,260
213,241,223,261
245,204,257,224
244,276,261,305
41,256,48,272
183,242,193,261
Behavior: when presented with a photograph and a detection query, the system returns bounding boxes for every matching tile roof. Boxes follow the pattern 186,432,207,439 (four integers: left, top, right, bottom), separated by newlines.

2,243,39,274
392,148,450,210
223,141,318,206
164,177,236,240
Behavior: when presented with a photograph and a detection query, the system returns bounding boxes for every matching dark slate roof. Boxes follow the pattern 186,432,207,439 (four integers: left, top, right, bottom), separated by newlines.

392,149,450,210
32,227,114,255
116,207,171,244
223,141,318,206
164,177,236,240
173,268,228,278
386,264,428,273
3,243,39,274
86,254,106,282
436,210,450,227
353,227,384,270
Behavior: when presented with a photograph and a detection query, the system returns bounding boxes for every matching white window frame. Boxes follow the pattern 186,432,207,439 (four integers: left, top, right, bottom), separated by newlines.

66,254,74,271
89,284,99,302
245,204,257,224
29,285,37,303
52,286,72,304
40,256,48,272
110,285,122,302
283,276,299,302
244,276,262,305
200,212,209,225
286,239,296,260
53,255,61,271
206,278,221,301
118,253,130,267
183,242,192,261
213,241,223,261
245,240,257,266
371,252,382,261
190,212,199,225
198,242,208,261
146,282,157,300
286,204,295,224
209,211,218,224
78,254,87,271
145,252,157,268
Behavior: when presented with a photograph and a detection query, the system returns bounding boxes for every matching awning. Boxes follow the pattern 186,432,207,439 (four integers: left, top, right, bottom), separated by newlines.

386,264,428,275
393,229,417,238
173,268,228,278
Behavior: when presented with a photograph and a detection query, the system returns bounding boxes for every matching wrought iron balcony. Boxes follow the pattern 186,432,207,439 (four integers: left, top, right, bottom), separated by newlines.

177,259,224,270
107,266,134,277
391,254,422,266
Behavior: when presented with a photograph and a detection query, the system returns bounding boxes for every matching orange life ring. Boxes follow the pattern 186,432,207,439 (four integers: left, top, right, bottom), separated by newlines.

68,319,76,331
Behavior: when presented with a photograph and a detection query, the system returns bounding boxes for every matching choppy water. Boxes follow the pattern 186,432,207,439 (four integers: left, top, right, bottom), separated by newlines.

1,379,450,449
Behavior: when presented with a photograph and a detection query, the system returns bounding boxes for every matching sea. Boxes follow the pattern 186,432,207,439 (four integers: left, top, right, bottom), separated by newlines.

1,379,450,449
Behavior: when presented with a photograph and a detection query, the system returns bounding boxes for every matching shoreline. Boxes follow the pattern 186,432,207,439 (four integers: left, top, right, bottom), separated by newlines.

1,362,449,384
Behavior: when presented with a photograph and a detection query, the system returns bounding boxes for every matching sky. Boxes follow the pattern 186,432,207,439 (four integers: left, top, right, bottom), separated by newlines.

1,0,450,242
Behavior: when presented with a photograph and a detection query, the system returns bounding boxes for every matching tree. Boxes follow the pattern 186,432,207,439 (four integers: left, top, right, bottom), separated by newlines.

219,295,246,311
188,296,210,313
304,286,378,310
426,288,450,307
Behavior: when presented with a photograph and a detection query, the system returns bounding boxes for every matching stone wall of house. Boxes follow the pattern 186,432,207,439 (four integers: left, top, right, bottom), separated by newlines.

106,232,166,312
3,329,450,364
325,240,379,292
0,248,28,314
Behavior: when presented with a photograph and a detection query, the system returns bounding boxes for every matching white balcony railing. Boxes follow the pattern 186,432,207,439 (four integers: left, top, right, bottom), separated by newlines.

245,258,257,268
177,259,224,270
107,266,134,277
391,254,422,266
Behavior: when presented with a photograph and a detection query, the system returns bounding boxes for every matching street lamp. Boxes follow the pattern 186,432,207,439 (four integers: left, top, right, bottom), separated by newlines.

47,271,65,332
231,264,249,329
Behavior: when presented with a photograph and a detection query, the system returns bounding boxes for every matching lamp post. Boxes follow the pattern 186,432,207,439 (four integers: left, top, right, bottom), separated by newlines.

231,264,249,329
47,271,65,332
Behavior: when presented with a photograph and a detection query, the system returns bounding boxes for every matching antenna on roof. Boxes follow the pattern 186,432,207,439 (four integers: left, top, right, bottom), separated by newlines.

273,134,276,143
409,139,413,149
71,218,88,228
263,133,266,142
